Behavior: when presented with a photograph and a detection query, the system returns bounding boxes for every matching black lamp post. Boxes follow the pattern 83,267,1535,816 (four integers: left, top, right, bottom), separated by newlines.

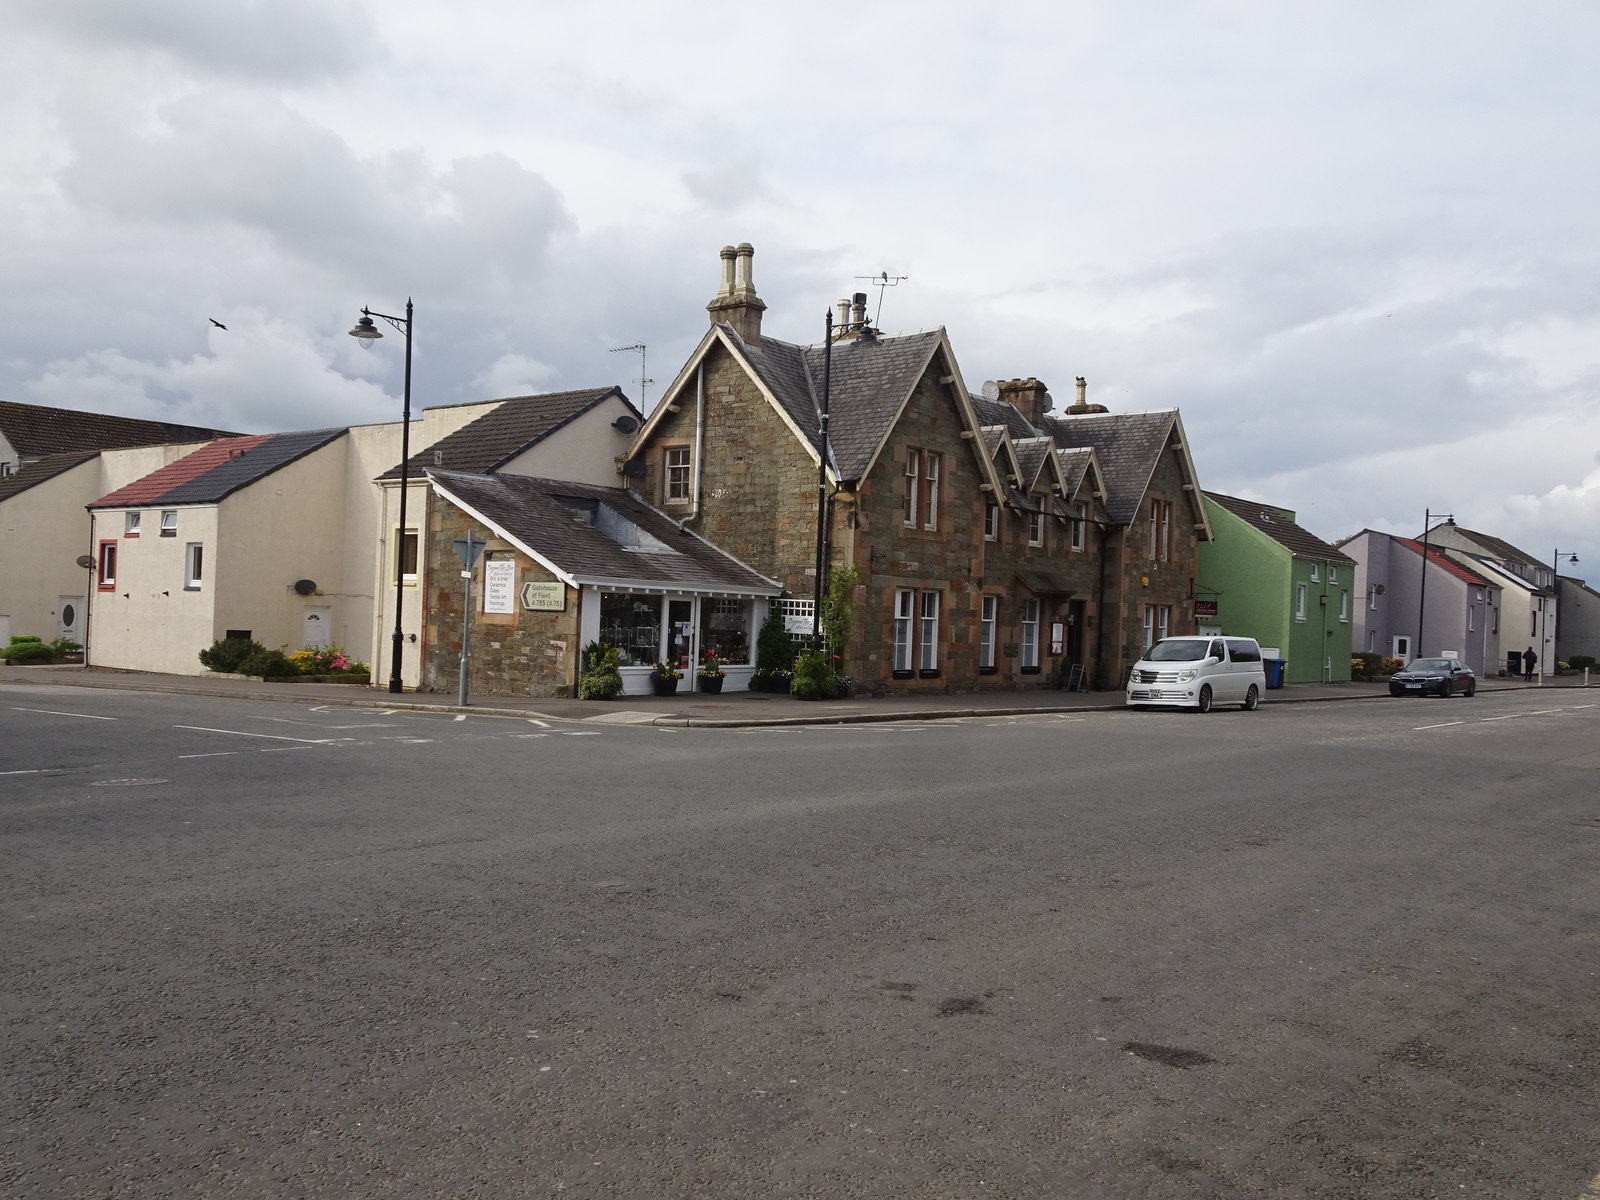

1545,548,1579,682
349,300,414,694
811,308,834,652
1416,508,1453,659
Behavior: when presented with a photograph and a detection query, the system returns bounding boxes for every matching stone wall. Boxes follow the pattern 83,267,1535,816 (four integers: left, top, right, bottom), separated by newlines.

421,496,581,698
1103,446,1202,684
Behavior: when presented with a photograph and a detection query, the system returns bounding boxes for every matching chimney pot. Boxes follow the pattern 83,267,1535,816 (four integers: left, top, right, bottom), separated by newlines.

707,241,766,345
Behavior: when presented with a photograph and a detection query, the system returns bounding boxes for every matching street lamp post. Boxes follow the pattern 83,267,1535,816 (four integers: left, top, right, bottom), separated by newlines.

1544,548,1579,684
349,300,414,694
1416,508,1453,660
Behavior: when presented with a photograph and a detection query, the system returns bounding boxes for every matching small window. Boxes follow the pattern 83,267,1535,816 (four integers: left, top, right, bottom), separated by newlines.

1027,510,1044,547
984,501,999,541
1329,566,1338,584
185,543,204,590
1295,582,1308,621
124,512,141,537
979,595,998,671
665,446,692,502
97,540,117,590
398,528,419,581
893,589,914,674
160,510,178,537
1069,502,1086,552
1339,590,1349,622
1309,563,1320,582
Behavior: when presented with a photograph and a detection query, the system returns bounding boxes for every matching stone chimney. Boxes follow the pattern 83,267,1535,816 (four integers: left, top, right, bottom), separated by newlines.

996,377,1052,428
1065,375,1108,415
706,242,766,346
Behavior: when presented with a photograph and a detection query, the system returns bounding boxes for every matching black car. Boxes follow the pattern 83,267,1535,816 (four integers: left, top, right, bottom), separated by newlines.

1389,657,1476,697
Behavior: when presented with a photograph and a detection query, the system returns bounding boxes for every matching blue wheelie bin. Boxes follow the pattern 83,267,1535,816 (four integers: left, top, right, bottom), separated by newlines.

1264,658,1287,689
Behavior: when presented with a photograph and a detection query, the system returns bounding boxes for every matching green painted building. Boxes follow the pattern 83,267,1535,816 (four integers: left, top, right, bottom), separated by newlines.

1198,492,1356,684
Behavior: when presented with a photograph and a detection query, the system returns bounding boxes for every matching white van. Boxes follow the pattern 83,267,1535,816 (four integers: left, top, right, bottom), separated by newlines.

1125,635,1267,712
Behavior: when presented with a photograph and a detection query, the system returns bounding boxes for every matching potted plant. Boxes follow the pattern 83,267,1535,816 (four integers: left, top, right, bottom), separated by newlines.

650,660,682,696
753,610,795,692
697,652,726,694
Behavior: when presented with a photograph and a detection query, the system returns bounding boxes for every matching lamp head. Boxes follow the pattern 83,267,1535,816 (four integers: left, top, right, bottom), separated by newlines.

348,314,382,347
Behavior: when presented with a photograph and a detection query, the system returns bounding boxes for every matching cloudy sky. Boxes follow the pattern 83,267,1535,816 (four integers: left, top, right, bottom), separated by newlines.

6,0,1599,575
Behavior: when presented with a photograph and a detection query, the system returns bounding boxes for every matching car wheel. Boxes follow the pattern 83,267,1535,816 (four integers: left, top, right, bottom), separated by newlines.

1242,685,1260,711
1465,680,1476,697
1196,685,1213,713
1440,680,1453,698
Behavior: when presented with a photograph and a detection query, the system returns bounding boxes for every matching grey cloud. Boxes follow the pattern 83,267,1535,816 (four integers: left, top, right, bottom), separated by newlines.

11,0,379,83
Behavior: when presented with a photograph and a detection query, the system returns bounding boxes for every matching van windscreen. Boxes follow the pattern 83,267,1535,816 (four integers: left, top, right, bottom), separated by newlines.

1144,640,1209,662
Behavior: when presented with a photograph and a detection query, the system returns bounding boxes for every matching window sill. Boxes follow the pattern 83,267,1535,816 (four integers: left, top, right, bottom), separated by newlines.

979,665,998,675
159,531,177,538
892,669,914,680
918,668,941,679
1020,666,1041,674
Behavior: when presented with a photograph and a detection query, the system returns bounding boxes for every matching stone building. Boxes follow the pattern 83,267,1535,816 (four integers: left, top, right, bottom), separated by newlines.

623,243,1210,693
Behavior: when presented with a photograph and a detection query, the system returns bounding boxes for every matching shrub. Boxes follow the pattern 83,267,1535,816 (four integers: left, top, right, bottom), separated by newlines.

9,635,44,645
1380,657,1405,675
50,637,83,655
1570,655,1596,671
199,637,265,673
288,645,364,675
1351,650,1382,679
790,649,835,701
6,642,57,665
755,610,795,676
238,648,298,678
578,641,623,700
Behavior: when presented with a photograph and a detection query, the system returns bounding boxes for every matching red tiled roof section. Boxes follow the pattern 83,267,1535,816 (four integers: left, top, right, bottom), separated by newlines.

90,436,273,507
1396,537,1491,586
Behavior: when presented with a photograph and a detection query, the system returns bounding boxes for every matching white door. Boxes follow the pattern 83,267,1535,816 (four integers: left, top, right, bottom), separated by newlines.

303,606,331,649
58,596,84,644
1391,634,1411,660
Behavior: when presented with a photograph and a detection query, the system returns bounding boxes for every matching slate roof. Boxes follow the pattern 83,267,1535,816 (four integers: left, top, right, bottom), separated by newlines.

1438,526,1546,574
1056,448,1095,496
0,400,236,457
971,395,1038,441
376,388,630,481
1043,409,1181,527
427,469,782,594
1012,437,1057,490
89,429,346,508
724,325,946,481
1206,492,1356,565
0,450,100,504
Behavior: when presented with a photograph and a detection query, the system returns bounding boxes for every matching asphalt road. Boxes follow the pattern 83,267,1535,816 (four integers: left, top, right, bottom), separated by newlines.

3,682,1598,1199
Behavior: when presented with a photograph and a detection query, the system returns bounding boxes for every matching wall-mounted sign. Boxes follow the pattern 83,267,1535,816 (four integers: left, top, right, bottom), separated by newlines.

483,559,516,614
520,581,566,612
1049,622,1065,656
1195,600,1218,618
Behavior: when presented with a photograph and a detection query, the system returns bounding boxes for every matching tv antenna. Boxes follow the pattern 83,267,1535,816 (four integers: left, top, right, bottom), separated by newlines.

854,271,908,327
610,343,653,412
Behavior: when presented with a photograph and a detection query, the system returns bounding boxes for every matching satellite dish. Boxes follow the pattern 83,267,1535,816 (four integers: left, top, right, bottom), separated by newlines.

981,380,1000,400
623,459,646,477
293,579,317,595
612,415,639,434
76,554,96,569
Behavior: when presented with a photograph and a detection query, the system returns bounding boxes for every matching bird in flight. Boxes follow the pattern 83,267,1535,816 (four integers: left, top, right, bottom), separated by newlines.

209,318,227,330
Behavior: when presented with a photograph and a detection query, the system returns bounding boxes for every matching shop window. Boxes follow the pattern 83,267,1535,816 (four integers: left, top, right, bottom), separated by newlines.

599,593,663,666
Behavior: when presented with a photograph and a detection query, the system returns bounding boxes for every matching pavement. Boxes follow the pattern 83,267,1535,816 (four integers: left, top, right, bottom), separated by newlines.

2,662,1591,727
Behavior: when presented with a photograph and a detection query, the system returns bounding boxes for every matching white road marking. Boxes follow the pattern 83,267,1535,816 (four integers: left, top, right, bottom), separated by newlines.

526,719,551,728
173,725,338,744
1479,715,1517,722
0,768,53,776
178,752,238,760
11,707,117,720
1573,704,1597,710
1414,721,1466,730
560,731,602,736
513,733,550,739
255,715,400,729
453,714,467,722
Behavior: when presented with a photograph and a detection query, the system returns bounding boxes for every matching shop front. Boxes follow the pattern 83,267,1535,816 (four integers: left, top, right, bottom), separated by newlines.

590,588,762,694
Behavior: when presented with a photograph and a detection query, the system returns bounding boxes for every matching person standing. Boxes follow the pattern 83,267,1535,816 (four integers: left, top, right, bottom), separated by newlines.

1522,646,1537,682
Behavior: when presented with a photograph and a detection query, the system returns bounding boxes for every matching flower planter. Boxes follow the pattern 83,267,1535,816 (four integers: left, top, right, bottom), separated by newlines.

259,673,372,684
651,677,679,697
698,676,724,694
